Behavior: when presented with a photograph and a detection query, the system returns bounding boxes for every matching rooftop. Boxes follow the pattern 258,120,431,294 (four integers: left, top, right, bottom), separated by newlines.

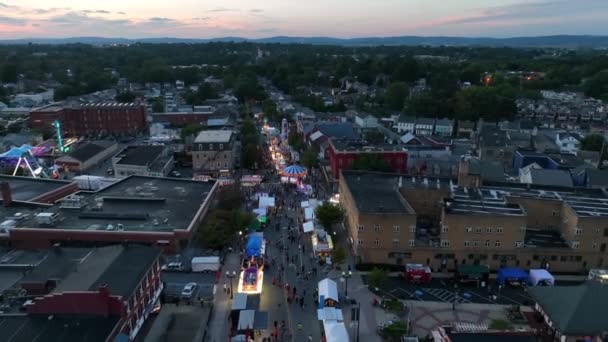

448,187,525,216
2,176,216,233
62,141,116,163
341,171,413,214
115,145,165,166
194,130,233,143
529,283,608,335
0,315,120,342
78,102,140,109
331,139,406,153
529,169,573,188
0,175,74,202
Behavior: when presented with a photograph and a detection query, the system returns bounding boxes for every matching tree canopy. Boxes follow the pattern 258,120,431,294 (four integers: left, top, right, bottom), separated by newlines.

314,202,345,231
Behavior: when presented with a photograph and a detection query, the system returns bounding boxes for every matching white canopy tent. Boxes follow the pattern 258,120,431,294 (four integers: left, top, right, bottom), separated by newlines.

318,278,339,303
317,307,343,321
303,221,315,233
323,321,349,342
528,269,555,286
300,200,310,208
304,207,315,221
258,196,275,208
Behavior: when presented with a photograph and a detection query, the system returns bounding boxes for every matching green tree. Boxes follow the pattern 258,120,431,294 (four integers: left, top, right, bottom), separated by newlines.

314,202,345,231
382,321,408,341
152,97,165,113
385,82,409,111
288,130,303,151
302,146,319,168
262,99,278,122
364,130,385,144
352,154,391,172
241,143,261,169
580,134,605,151
1,63,18,83
180,123,203,141
115,91,136,103
368,267,388,289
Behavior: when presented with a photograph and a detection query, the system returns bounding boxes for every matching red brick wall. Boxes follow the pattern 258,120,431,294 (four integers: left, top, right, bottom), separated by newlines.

151,113,209,125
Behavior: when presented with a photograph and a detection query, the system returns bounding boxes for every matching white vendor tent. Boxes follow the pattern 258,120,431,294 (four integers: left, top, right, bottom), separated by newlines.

317,307,344,321
303,221,315,233
318,278,339,303
300,200,310,208
528,269,555,286
304,207,315,220
259,196,275,208
323,321,349,342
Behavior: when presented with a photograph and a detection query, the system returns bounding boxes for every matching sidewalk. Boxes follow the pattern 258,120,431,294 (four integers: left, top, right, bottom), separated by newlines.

208,252,241,342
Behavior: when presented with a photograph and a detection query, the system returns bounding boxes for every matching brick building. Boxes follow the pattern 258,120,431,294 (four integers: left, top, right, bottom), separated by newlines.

30,102,146,136
340,170,608,273
16,245,162,341
1,175,217,252
192,130,236,176
328,140,408,179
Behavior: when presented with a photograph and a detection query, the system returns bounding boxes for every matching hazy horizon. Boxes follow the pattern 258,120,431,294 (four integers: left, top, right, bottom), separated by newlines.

0,0,607,39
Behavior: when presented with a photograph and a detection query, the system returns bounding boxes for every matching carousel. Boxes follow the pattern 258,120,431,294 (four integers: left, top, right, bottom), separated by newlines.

280,164,307,184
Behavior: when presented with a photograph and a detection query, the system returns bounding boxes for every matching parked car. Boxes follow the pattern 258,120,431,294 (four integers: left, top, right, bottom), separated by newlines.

181,282,197,299
169,170,181,178
106,168,114,176
161,262,184,272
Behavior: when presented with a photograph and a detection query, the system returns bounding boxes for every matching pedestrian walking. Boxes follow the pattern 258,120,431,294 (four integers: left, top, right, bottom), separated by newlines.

299,296,304,310
223,282,227,293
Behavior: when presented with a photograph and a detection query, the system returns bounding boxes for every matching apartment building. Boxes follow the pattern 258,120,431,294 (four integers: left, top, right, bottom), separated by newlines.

192,130,236,176
340,170,608,272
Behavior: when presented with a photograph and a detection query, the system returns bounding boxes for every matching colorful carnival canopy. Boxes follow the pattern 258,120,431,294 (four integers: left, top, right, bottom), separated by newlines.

281,164,307,177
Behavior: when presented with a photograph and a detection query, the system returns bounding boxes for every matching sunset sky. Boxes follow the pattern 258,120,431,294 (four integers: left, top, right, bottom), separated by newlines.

0,0,607,39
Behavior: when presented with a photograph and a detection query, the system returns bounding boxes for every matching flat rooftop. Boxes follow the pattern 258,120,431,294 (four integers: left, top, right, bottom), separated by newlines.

331,139,406,152
0,175,74,202
3,176,216,233
78,102,139,108
449,187,525,216
483,184,608,218
115,145,165,166
342,171,413,214
194,130,233,143
0,315,119,342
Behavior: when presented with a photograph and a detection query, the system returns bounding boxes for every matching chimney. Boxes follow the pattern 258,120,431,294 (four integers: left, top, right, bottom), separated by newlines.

1,182,12,207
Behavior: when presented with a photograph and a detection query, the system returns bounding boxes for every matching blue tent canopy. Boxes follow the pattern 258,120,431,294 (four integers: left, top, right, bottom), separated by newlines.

246,233,264,258
497,267,529,285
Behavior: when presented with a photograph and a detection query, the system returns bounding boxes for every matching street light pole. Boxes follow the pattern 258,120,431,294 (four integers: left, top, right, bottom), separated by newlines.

342,269,352,299
226,270,236,299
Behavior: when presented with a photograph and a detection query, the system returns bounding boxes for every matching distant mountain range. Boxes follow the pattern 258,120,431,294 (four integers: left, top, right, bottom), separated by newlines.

1,35,608,48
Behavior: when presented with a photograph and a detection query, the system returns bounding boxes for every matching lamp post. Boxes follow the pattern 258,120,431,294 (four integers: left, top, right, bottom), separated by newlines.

226,270,237,299
342,269,352,299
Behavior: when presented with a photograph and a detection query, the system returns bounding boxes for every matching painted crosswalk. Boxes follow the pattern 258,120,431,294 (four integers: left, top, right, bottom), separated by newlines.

422,288,471,303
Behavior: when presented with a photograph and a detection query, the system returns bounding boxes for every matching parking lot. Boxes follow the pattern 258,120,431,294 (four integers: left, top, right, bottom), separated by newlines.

161,271,217,302
365,276,584,306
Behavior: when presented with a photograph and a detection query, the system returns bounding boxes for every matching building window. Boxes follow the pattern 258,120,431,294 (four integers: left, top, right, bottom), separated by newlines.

441,226,448,233
496,227,503,234
473,241,480,247
604,228,608,237
465,226,473,233
373,239,380,247
357,239,363,246
392,239,399,248
409,225,416,233
486,227,493,234
440,240,450,247
408,240,415,247
572,241,580,249
475,227,482,234
219,144,224,150
484,240,491,247
595,228,601,234
516,241,523,248
374,224,380,232
575,228,583,235
495,240,501,247
464,241,471,247
592,242,598,249
393,225,400,233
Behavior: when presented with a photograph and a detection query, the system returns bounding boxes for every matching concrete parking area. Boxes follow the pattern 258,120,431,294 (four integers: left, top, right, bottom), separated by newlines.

161,271,217,303
366,276,583,306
